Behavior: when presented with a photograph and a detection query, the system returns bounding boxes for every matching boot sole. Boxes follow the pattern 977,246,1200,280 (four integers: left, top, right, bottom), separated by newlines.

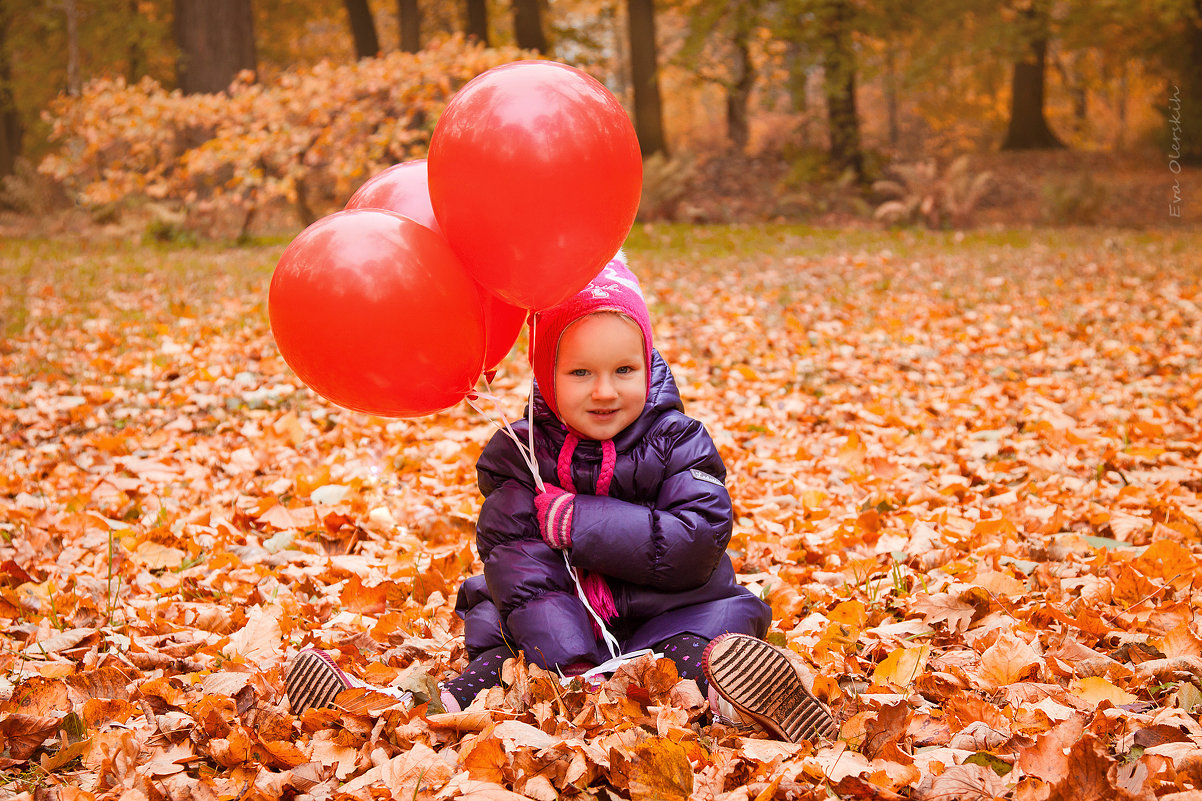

703,633,837,742
285,650,351,714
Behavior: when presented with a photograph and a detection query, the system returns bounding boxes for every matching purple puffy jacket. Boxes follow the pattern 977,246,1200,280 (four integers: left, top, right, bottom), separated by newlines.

454,350,771,670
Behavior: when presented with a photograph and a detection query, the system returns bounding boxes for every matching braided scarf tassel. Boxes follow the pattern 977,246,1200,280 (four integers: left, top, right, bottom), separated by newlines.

557,435,619,636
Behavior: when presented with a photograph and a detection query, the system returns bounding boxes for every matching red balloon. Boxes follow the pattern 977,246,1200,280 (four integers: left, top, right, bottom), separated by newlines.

269,209,485,417
429,60,642,310
481,293,526,374
345,159,443,236
348,160,523,374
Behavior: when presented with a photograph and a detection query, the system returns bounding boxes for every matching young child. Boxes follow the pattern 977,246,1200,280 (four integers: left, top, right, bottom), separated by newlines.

286,257,837,743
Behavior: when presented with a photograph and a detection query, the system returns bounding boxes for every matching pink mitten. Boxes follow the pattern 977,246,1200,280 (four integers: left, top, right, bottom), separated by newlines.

534,485,576,549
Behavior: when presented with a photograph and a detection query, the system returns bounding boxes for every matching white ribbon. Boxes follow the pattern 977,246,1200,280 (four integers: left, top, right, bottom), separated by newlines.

562,551,622,660
465,373,544,493
466,331,624,666
561,647,664,686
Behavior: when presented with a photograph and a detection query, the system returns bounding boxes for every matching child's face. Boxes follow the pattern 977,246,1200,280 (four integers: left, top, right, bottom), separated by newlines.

554,313,647,441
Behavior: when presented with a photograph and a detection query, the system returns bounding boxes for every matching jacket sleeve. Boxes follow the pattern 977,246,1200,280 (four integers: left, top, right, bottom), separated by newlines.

475,474,608,669
567,416,733,592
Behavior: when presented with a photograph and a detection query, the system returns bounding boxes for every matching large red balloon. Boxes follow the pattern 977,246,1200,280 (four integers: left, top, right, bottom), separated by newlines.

428,60,642,310
347,158,525,373
481,293,526,374
269,209,485,417
345,159,443,235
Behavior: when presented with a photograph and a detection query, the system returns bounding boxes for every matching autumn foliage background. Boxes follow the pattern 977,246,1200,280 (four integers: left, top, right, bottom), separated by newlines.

1,223,1201,798
2,1,1202,798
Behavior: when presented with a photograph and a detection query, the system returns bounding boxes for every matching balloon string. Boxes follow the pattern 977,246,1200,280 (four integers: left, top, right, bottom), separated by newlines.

466,317,621,663
464,383,544,493
464,316,545,492
466,382,618,657
565,552,621,660
526,318,539,488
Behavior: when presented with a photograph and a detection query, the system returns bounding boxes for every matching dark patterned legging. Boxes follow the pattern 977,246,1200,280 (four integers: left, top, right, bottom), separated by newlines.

443,633,710,709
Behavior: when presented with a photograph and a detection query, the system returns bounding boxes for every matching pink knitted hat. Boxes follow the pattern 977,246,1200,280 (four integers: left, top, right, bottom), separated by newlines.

530,256,654,424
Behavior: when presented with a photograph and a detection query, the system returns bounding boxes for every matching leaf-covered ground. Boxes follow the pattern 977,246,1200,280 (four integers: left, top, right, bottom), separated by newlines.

1,226,1201,800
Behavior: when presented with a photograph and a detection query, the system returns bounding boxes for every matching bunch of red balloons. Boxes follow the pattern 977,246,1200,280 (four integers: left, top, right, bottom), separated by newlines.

269,60,642,418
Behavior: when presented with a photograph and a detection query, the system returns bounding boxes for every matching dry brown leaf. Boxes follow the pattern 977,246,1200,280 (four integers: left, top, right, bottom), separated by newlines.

915,763,1008,801
1151,624,1202,659
143,742,197,777
1047,735,1120,801
975,630,1042,689
438,775,534,801
971,569,1027,598
342,743,453,794
628,738,694,801
2,676,70,715
222,604,282,663
130,540,186,569
0,713,60,760
309,736,361,780
22,627,94,656
909,592,975,633
4,232,1202,797
66,666,133,702
426,710,503,733
1134,656,1202,683
82,697,139,728
462,734,507,784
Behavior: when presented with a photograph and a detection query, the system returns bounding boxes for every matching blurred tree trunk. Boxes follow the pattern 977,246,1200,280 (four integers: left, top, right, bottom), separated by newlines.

1113,60,1128,149
344,0,380,59
821,0,862,179
465,0,487,44
513,0,545,52
1001,2,1063,149
1052,52,1087,130
127,0,147,81
1180,0,1202,164
0,2,19,178
727,5,753,151
398,0,420,52
628,0,666,156
65,0,80,95
174,0,257,94
884,45,899,149
784,40,811,147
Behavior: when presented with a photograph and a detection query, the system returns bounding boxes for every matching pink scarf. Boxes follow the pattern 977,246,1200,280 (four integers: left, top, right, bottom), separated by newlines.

557,433,618,631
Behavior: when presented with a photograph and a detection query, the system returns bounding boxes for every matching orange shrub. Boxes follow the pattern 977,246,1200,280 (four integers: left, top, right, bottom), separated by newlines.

40,34,531,237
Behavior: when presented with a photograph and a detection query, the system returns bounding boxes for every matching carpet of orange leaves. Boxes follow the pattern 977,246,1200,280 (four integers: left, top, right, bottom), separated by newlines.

0,226,1200,799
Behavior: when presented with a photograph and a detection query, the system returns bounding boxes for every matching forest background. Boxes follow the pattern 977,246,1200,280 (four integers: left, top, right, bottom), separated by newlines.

0,0,1199,236
2,1,1202,798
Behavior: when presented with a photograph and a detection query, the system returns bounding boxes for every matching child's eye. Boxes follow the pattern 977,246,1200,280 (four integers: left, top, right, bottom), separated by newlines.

570,368,589,377
616,366,633,374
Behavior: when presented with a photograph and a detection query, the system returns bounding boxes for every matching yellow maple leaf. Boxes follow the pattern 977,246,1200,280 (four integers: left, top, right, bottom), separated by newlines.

872,645,932,688
1152,624,1202,659
829,599,867,630
1069,676,1138,707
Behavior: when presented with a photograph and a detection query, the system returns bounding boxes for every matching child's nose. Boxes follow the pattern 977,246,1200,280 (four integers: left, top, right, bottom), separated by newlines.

592,376,617,399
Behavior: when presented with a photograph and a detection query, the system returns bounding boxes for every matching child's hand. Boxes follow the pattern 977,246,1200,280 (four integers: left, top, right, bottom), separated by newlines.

534,485,576,549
